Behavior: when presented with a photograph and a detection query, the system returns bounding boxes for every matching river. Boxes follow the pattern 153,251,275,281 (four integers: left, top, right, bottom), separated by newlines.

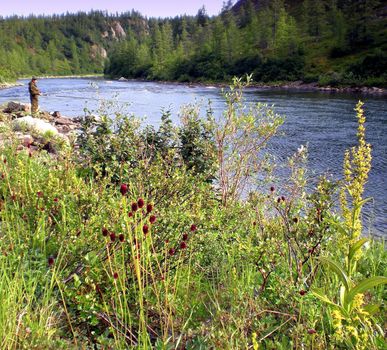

1,78,386,236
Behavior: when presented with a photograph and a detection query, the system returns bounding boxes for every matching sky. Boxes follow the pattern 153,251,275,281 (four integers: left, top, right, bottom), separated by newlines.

0,0,226,18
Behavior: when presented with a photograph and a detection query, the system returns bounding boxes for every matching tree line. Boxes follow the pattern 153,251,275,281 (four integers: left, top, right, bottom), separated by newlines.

0,0,386,86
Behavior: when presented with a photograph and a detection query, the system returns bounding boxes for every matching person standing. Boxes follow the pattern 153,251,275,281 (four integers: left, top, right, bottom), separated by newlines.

28,77,41,115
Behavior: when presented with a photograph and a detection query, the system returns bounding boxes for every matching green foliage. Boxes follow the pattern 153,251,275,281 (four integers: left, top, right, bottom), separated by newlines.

0,2,386,86
0,87,385,349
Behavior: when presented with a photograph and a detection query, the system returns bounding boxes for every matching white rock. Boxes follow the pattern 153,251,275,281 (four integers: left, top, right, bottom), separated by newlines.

13,116,59,135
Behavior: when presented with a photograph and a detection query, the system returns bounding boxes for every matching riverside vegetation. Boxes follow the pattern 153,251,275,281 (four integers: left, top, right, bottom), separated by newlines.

0,78,386,349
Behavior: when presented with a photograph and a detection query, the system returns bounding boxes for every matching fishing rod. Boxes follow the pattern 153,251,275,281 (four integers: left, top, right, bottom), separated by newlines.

41,93,131,104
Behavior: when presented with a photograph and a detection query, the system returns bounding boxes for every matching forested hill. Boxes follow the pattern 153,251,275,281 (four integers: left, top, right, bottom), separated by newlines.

1,0,386,87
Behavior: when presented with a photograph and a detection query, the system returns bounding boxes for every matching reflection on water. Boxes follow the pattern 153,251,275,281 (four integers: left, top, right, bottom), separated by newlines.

1,78,386,235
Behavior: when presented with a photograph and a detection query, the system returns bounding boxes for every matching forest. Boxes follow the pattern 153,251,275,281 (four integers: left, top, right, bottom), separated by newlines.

0,0,386,86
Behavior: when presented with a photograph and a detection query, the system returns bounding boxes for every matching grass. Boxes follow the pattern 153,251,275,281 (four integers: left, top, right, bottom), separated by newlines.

0,95,385,349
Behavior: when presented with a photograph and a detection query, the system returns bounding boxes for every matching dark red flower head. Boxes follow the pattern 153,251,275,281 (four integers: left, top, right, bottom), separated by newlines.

53,197,59,202
37,191,43,198
270,186,275,192
299,290,307,296
146,203,153,213
113,272,119,279
128,212,133,217
253,221,257,226
149,215,156,224
180,241,187,249
190,224,197,232
120,183,128,196
48,256,55,266
110,232,116,242
182,233,188,241
119,234,125,242
169,248,175,256
293,217,299,223
143,225,149,235
131,202,138,212
307,329,316,335
281,196,286,201
102,227,109,236
277,197,281,203
137,198,144,208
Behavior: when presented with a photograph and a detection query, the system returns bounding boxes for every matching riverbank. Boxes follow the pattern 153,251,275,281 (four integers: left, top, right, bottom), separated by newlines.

0,81,23,90
114,76,387,96
0,91,385,349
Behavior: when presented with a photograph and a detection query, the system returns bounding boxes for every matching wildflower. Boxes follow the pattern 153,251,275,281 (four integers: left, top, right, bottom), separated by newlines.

128,212,133,217
253,221,257,226
131,202,138,212
143,225,149,235
190,224,197,232
182,233,188,241
277,197,281,203
113,272,119,279
281,196,286,201
53,197,59,202
270,186,275,192
180,241,187,249
137,198,144,208
146,203,153,213
120,183,128,196
29,152,32,158
48,256,55,266
102,227,109,236
1,173,4,179
293,217,299,224
307,329,317,334
110,232,116,242
119,234,125,242
37,191,43,198
149,215,156,224
169,248,175,256
3,158,6,164
299,290,307,296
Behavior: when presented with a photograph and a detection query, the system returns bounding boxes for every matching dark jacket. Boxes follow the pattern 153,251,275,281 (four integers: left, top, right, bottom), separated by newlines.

28,80,40,97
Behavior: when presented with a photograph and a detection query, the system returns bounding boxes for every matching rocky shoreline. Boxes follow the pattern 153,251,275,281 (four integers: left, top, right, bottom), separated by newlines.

0,101,81,155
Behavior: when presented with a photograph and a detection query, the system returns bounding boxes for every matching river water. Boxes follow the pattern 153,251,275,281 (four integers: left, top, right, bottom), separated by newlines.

1,78,386,236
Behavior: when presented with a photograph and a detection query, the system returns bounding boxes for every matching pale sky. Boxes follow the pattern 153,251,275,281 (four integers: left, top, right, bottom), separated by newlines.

0,0,227,18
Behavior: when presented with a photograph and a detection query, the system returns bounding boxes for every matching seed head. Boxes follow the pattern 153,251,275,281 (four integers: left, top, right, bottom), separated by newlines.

110,232,116,242
48,256,55,266
120,183,128,196
180,241,187,249
169,248,175,256
146,203,153,213
119,233,125,242
113,272,119,279
137,198,144,208
293,217,299,224
149,215,156,224
190,224,197,232
299,290,307,296
128,212,133,217
270,186,275,192
53,197,59,202
131,202,138,212
307,329,316,335
37,191,43,198
182,233,188,241
102,227,109,236
281,196,286,201
143,225,149,235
